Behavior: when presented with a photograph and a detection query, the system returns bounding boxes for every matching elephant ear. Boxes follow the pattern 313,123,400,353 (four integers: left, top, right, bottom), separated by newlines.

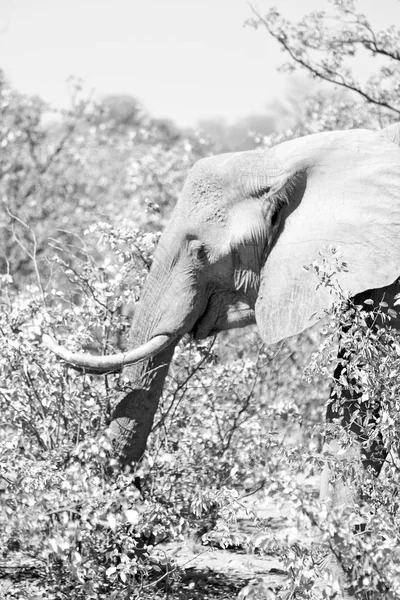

255,126,400,346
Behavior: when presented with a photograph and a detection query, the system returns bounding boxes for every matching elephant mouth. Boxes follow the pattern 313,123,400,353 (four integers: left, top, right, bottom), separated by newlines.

192,323,218,340
191,295,256,340
191,306,218,340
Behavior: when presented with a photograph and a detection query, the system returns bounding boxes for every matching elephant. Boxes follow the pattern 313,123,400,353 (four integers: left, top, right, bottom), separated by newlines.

45,121,400,462
44,121,400,595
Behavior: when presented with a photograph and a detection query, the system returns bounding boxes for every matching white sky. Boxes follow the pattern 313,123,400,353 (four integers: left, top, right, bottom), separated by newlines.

0,0,398,126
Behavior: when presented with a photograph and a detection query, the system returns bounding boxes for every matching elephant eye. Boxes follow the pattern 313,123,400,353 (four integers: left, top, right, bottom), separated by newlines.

250,185,271,200
190,242,207,262
271,208,280,227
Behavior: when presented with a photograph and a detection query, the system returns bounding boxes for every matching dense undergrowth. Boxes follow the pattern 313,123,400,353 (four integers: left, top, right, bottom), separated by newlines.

0,226,327,599
3,222,400,600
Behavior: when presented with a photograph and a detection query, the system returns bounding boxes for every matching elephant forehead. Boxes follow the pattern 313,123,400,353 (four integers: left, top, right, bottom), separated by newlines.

179,150,285,225
181,171,227,224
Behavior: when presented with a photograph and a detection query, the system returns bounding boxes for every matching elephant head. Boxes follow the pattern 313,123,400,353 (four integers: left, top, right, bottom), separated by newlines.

45,124,400,465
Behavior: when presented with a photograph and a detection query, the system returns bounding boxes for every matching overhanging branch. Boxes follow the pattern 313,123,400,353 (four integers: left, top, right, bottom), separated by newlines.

249,4,400,117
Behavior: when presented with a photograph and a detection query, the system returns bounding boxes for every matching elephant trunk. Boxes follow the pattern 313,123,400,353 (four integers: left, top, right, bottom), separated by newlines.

108,248,187,465
109,342,177,465
45,223,203,465
42,267,179,464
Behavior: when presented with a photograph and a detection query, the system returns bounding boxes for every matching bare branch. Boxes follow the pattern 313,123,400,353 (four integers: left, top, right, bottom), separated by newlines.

249,4,400,117
6,207,46,302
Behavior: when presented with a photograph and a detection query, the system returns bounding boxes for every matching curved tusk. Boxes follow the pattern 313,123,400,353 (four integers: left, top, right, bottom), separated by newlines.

42,333,172,373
